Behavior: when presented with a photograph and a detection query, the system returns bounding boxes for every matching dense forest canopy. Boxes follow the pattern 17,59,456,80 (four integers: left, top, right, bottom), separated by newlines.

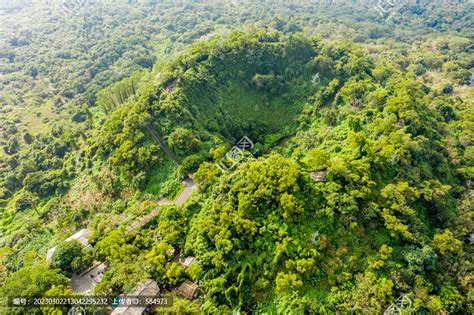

0,0,473,314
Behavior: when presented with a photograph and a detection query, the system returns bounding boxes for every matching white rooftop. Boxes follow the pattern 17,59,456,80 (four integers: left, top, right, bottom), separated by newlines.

111,279,160,315
65,229,91,246
180,256,195,268
46,246,57,263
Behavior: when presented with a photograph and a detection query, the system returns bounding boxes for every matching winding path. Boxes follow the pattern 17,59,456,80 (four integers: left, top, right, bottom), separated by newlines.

175,177,196,206
125,177,196,235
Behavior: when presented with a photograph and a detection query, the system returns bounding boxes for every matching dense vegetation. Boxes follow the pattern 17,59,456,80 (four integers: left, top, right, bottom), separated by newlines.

0,0,473,314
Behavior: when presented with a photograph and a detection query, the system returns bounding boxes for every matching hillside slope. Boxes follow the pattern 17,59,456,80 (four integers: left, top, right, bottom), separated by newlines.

0,28,472,313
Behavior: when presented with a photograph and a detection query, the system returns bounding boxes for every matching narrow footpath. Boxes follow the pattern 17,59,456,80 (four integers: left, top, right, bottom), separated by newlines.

125,176,196,235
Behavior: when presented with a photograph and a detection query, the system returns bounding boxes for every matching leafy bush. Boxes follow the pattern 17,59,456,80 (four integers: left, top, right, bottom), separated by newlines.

52,240,83,271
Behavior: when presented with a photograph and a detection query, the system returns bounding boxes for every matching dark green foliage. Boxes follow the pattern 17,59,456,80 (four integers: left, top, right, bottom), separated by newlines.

51,240,83,271
178,154,207,178
0,1,472,313
404,245,437,274
167,128,200,156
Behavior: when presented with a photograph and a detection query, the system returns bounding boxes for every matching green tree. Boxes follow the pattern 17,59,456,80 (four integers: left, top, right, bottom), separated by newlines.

167,128,200,155
41,285,74,315
165,262,185,285
14,191,39,214
193,162,220,191
275,272,303,294
0,265,67,299
302,148,329,171
433,229,463,255
52,240,82,271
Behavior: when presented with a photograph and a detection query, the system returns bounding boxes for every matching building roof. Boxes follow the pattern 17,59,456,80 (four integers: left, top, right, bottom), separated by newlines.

111,279,160,315
177,280,199,299
309,170,328,182
46,246,57,263
70,262,108,294
131,279,160,297
179,256,195,268
66,229,91,247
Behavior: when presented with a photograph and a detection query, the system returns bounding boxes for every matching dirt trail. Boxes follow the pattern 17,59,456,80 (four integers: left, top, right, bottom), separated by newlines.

175,178,196,206
126,177,196,234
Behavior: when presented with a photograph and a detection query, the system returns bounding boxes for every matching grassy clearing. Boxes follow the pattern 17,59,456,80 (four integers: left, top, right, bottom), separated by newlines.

143,160,180,197
14,102,55,136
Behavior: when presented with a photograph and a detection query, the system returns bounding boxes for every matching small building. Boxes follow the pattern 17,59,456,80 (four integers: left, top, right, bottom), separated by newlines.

70,262,109,294
310,170,328,182
177,280,199,300
179,256,195,269
111,279,160,315
66,229,91,246
46,246,57,263
46,229,91,263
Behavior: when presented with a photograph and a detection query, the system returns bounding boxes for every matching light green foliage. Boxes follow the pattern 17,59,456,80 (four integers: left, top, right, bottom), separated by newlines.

94,102,161,182
193,162,220,191
275,272,303,294
96,72,143,114
302,148,330,171
41,285,74,315
0,265,67,299
439,285,464,313
95,255,149,295
165,262,185,285
186,262,203,282
404,245,437,274
95,230,126,262
0,2,472,312
185,154,320,308
328,271,394,312
280,192,304,220
157,206,188,247
433,229,463,255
